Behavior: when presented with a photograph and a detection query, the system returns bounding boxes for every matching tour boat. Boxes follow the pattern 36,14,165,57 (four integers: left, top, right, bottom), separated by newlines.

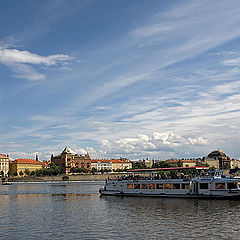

99,167,240,199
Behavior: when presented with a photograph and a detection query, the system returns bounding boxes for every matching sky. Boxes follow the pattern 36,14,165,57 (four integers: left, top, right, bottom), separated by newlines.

1,0,240,161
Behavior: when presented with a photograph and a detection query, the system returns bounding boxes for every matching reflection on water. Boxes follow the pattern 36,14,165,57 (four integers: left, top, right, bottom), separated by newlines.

0,182,240,239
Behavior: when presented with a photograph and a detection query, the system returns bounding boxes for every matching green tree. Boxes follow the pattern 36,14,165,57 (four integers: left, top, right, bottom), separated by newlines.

177,160,183,167
132,162,147,169
19,171,24,176
152,161,170,168
24,168,31,176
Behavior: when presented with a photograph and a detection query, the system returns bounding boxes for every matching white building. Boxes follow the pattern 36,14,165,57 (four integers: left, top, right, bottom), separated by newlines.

0,154,10,176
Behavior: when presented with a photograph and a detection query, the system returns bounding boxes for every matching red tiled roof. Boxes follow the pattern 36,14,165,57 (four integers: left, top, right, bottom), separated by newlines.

13,158,44,165
91,159,130,163
0,154,7,157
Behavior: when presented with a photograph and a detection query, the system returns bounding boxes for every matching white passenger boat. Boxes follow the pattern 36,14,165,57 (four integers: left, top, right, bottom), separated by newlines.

99,167,240,199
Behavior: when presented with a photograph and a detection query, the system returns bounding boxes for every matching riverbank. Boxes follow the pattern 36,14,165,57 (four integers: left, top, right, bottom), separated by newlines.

8,173,132,182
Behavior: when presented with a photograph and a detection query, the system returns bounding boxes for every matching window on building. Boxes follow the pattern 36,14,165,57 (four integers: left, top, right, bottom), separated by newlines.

199,183,208,189
164,184,172,189
127,184,133,189
134,184,140,189
149,184,155,189
156,183,163,189
141,184,148,189
173,183,180,189
215,183,225,189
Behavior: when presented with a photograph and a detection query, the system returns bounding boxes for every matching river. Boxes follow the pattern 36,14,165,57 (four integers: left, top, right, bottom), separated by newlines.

0,181,239,239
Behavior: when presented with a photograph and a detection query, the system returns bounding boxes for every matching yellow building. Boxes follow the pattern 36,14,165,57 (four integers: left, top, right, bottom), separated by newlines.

111,159,132,171
9,158,45,176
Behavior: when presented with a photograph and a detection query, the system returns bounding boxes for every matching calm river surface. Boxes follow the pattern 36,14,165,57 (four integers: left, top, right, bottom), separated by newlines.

0,181,240,240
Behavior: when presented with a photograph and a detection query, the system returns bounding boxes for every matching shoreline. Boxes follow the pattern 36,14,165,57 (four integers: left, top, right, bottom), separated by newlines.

7,173,131,182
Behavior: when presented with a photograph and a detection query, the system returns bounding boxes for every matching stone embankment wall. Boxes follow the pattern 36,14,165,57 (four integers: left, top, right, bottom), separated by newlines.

8,173,134,182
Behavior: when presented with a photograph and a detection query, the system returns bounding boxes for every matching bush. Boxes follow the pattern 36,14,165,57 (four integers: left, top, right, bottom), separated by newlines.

70,167,88,173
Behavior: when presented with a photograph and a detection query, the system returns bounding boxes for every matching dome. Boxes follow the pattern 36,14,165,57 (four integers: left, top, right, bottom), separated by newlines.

207,150,227,159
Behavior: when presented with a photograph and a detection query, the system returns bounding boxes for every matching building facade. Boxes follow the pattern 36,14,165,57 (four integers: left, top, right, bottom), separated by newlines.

9,158,45,176
91,159,132,172
51,147,91,174
167,159,196,168
0,154,10,176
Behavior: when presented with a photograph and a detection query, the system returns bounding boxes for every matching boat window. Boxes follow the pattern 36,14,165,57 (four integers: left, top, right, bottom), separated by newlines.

127,184,133,189
134,184,140,189
141,184,148,189
182,183,190,189
199,183,208,189
149,184,155,189
156,183,163,189
164,183,172,189
215,183,225,189
227,182,237,189
173,183,180,189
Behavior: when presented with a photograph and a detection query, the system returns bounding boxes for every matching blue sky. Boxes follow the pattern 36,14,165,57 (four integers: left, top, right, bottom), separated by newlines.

1,0,240,160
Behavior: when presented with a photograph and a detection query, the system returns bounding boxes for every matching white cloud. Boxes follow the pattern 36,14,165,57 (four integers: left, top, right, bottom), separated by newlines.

0,48,71,66
98,132,208,159
0,47,72,81
222,58,240,66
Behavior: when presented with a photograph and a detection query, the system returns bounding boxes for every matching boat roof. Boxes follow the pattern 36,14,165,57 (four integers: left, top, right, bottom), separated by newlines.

128,166,209,173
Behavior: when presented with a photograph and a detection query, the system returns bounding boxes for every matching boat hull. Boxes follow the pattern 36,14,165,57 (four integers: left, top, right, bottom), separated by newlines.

99,189,240,199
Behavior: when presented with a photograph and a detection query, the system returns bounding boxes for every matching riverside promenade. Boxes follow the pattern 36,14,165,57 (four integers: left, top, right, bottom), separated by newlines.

8,173,131,182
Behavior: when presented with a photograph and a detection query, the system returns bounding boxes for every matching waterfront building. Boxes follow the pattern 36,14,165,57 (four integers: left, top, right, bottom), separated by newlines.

91,159,132,172
9,158,45,176
167,159,196,168
91,159,112,171
231,159,240,169
111,159,132,171
51,147,91,174
202,150,230,170
0,154,10,176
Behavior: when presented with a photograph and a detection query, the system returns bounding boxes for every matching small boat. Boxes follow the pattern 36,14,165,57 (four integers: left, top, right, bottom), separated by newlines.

99,167,240,199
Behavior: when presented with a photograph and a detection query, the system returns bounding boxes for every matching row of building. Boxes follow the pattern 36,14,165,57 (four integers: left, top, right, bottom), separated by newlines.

50,147,132,174
0,147,132,176
1,148,239,177
138,150,240,170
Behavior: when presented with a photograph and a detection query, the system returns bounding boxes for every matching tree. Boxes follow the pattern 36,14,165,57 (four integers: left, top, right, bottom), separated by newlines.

0,170,4,176
91,168,97,174
152,161,170,168
24,168,31,176
19,171,24,176
132,162,147,169
13,171,18,176
177,160,183,167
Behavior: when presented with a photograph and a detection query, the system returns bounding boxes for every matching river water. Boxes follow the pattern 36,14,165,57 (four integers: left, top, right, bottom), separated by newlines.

0,181,240,240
